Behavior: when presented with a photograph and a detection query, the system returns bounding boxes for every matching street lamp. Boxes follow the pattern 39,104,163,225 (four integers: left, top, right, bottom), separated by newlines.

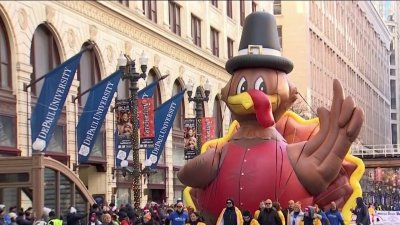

117,51,148,204
186,80,211,155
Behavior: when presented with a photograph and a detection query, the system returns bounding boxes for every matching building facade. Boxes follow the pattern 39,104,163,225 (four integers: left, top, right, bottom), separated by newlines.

274,1,392,146
373,1,400,146
0,0,274,210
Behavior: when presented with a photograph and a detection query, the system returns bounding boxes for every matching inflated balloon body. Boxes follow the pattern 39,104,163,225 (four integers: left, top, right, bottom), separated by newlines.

178,12,365,225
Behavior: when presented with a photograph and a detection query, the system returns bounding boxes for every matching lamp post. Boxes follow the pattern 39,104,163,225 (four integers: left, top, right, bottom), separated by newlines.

186,80,211,155
117,51,148,204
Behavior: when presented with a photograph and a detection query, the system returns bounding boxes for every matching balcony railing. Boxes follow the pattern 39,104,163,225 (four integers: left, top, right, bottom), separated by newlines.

350,144,400,158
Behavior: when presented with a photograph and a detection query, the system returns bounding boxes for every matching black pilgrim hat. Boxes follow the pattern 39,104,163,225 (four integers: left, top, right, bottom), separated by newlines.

225,11,294,75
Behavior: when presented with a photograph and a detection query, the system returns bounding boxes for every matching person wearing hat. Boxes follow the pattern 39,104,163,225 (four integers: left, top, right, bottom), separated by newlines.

118,211,129,225
67,206,87,225
242,210,259,225
48,211,63,225
216,199,243,225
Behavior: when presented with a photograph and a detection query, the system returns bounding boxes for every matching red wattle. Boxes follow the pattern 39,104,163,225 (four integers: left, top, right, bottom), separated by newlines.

247,90,275,128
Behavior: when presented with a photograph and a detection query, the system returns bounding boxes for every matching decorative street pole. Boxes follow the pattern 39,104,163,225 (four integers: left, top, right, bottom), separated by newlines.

117,51,148,204
186,80,211,155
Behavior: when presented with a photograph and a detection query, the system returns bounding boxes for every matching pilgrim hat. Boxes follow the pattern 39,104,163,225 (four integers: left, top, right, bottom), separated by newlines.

225,11,294,74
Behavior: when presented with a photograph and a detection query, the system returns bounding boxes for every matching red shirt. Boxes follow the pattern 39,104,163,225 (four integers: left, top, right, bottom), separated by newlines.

198,140,313,216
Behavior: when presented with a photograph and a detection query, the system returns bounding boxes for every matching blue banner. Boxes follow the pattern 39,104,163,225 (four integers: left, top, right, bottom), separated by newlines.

31,52,83,152
138,80,158,98
77,70,121,163
115,80,162,168
145,90,185,169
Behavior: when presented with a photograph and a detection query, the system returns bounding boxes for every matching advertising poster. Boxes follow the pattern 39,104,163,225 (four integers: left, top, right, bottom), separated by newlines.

115,99,132,167
201,117,215,144
138,98,155,149
184,118,197,160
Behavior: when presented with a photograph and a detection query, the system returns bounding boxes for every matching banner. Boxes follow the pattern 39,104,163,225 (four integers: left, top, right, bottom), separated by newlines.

77,70,121,163
115,79,162,167
31,51,83,152
145,90,185,168
115,99,132,168
373,211,400,225
201,117,215,144
184,118,197,160
138,98,155,148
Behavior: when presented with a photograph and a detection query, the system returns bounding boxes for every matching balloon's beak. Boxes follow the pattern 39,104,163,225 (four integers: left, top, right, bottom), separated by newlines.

227,90,279,127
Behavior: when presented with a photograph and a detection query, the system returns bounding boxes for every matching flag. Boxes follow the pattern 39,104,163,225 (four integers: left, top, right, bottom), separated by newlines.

137,74,168,98
144,90,185,169
77,70,121,163
31,51,83,152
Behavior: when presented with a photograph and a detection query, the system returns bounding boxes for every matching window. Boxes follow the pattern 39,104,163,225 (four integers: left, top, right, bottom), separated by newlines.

213,96,223,138
191,15,201,47
392,124,398,145
390,52,396,66
118,0,129,7
172,80,184,130
143,0,157,23
390,69,395,76
30,25,61,96
169,1,181,35
77,42,104,160
211,27,219,57
240,0,245,26
146,69,165,164
252,0,257,12
227,0,232,18
277,25,282,49
30,24,65,156
0,18,17,154
211,0,218,8
391,113,397,120
0,20,11,91
391,80,396,109
172,80,185,167
227,38,233,59
273,0,282,15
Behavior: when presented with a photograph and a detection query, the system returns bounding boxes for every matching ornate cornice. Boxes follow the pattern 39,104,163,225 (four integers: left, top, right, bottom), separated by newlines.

56,1,230,82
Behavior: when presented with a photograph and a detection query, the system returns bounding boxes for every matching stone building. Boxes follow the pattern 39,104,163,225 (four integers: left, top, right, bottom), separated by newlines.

274,1,392,146
0,0,272,214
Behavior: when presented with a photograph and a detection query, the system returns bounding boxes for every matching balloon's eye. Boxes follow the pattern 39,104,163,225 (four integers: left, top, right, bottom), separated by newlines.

236,77,248,94
255,77,267,93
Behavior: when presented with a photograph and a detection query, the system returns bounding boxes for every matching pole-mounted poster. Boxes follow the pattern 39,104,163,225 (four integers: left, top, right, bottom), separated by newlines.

184,118,197,160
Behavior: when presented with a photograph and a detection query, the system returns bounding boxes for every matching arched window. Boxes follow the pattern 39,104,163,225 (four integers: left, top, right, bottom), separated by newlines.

146,69,164,164
213,95,223,138
172,80,185,167
77,42,105,162
30,24,61,96
30,24,66,159
172,80,184,130
147,69,161,108
0,16,17,155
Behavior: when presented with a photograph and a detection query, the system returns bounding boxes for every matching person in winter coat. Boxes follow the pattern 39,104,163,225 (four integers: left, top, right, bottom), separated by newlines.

313,204,330,225
287,203,303,225
257,199,281,225
118,212,129,225
242,210,259,225
67,207,87,225
350,197,370,225
325,202,344,225
216,199,243,225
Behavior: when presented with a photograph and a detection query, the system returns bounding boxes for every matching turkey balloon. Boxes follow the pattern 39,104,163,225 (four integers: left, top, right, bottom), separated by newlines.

178,11,365,225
